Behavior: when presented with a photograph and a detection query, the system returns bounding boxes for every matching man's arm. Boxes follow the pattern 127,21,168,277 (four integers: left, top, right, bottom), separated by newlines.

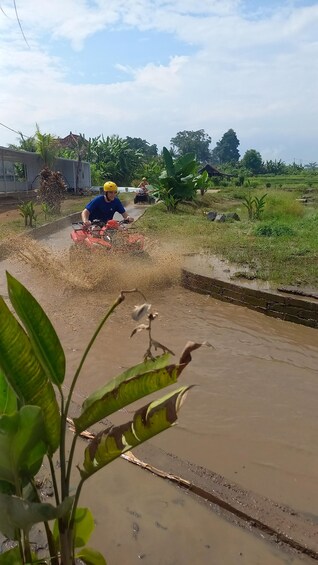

122,211,134,223
81,208,91,224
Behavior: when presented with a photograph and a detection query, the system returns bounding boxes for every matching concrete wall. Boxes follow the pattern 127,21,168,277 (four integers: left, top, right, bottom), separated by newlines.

0,146,91,193
181,269,318,329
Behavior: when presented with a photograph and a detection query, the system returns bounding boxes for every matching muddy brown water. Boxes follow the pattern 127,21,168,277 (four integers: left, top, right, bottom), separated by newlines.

0,228,317,564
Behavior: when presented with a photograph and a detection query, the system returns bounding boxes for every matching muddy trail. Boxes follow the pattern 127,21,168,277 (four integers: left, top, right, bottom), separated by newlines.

1,234,318,564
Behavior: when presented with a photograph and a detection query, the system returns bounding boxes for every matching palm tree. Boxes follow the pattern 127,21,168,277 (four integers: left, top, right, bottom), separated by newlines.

35,124,58,169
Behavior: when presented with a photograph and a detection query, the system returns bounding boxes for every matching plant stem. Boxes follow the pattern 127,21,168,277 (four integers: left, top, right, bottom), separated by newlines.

48,455,60,506
65,433,78,494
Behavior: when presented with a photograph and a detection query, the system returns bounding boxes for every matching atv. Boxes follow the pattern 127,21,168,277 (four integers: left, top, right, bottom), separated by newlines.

70,219,145,254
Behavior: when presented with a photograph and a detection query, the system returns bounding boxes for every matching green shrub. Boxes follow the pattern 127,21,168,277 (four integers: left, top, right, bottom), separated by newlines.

254,223,295,237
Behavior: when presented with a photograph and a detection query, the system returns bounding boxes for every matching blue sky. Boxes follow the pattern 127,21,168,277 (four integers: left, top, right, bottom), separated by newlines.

0,0,317,163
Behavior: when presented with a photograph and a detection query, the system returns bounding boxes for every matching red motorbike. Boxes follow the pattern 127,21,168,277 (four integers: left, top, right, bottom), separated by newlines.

70,219,145,254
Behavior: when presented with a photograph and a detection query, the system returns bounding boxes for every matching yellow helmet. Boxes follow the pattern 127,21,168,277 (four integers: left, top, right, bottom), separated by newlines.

103,181,118,192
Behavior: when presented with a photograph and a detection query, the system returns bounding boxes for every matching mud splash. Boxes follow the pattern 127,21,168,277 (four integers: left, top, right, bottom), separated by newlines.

4,234,182,292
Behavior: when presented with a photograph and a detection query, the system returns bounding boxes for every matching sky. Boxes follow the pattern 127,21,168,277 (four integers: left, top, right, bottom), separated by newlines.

0,0,317,163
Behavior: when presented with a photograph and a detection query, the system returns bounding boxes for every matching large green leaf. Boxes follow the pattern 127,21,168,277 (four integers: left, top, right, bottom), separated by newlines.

6,272,65,386
73,507,95,548
0,296,60,453
73,353,183,433
53,506,95,550
162,147,175,176
0,369,17,415
174,152,196,175
75,547,107,565
0,493,74,539
80,386,191,478
0,406,47,486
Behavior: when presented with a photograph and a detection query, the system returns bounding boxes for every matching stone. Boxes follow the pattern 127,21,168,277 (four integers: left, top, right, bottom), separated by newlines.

215,214,226,222
226,212,240,221
206,211,217,221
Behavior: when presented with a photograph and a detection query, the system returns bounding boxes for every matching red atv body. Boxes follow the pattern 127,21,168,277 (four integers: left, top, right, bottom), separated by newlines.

70,219,145,254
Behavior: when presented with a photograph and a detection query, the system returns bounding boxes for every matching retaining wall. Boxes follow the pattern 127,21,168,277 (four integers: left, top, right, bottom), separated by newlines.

181,268,318,329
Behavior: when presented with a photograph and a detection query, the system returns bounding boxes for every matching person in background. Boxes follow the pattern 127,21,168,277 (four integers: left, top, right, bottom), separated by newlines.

134,177,150,204
81,181,134,225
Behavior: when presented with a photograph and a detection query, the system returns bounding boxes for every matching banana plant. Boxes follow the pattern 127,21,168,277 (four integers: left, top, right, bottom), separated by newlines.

152,147,205,211
0,273,202,564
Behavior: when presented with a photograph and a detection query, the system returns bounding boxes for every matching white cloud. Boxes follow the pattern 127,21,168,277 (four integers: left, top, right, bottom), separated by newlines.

0,0,317,161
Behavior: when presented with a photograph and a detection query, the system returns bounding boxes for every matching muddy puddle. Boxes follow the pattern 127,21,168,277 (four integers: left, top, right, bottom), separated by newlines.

0,234,317,563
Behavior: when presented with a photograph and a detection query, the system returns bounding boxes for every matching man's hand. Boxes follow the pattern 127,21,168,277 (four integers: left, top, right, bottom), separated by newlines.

127,216,134,223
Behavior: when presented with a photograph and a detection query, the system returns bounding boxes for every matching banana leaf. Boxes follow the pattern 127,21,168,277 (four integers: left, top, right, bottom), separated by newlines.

75,547,106,565
6,272,65,386
174,153,196,175
0,493,74,539
0,295,60,453
0,406,47,486
162,147,175,176
80,386,190,478
73,349,194,434
0,369,17,415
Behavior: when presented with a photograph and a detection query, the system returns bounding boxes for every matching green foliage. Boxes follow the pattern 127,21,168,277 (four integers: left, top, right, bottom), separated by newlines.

35,125,58,169
241,149,263,174
211,129,240,164
262,192,305,220
254,223,295,237
88,134,143,185
18,201,37,227
242,193,267,220
41,202,54,220
170,129,212,162
0,273,200,564
125,136,158,159
152,147,206,211
135,156,164,186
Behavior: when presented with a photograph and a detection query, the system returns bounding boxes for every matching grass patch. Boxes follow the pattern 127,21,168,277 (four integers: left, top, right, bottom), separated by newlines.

138,191,318,287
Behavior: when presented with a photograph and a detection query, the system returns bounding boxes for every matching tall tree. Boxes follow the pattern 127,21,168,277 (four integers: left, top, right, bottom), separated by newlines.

170,129,211,162
125,137,158,158
241,149,263,174
34,125,58,169
211,129,240,164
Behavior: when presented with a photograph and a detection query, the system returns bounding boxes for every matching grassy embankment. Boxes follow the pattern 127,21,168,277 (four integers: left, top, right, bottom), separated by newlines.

138,178,318,287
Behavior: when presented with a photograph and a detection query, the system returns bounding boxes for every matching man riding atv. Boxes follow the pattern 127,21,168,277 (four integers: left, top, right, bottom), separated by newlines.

81,181,134,225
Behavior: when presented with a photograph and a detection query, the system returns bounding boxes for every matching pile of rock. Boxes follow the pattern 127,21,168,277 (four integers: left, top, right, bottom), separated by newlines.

206,211,240,222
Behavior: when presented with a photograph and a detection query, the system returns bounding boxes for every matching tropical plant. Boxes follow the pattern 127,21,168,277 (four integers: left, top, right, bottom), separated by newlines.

90,135,143,185
18,201,37,227
0,273,201,564
41,202,54,221
194,170,211,196
242,193,267,220
152,147,203,211
38,167,67,215
35,125,58,169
